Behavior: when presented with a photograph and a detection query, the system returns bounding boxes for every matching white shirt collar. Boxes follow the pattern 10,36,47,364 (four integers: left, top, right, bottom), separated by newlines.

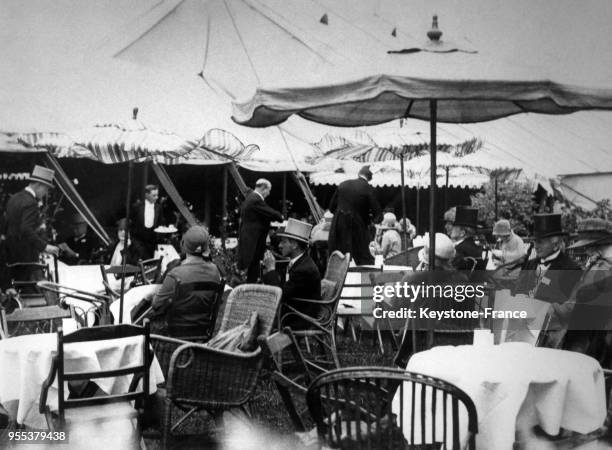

254,190,265,201
541,249,561,264
25,186,37,198
289,252,304,268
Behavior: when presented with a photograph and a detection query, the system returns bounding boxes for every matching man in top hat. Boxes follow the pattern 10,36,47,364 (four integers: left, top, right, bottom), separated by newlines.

328,165,382,265
514,213,582,303
262,218,321,319
237,178,283,283
551,218,612,361
450,206,484,271
5,165,59,279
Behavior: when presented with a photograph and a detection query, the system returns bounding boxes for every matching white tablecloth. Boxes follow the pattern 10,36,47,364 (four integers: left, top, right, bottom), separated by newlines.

55,261,133,294
110,284,161,324
397,343,606,449
0,333,164,429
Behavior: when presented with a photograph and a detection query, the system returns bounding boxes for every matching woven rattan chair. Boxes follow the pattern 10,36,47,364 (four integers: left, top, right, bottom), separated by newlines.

307,367,478,450
149,284,282,448
279,251,350,371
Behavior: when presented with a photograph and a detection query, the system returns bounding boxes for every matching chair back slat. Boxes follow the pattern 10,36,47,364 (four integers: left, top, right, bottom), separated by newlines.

307,367,478,450
54,321,150,423
135,258,163,286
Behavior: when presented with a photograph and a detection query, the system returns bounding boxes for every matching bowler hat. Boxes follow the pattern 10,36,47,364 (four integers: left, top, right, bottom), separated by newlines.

568,218,612,249
454,206,479,228
532,213,567,239
358,165,373,181
28,165,54,187
277,218,313,244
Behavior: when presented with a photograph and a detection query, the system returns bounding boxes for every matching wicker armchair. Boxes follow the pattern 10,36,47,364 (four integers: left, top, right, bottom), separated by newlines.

279,251,350,371
307,367,478,450
149,284,282,448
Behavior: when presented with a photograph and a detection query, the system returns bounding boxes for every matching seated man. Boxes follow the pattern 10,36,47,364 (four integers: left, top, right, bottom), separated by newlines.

261,219,321,321
147,225,221,337
59,213,102,265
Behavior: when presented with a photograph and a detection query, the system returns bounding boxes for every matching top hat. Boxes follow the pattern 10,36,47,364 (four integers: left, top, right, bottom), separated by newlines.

453,206,479,228
28,165,54,187
568,218,612,249
277,218,313,244
532,213,567,239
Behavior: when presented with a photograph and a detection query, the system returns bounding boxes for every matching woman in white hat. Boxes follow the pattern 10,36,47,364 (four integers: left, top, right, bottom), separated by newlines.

372,212,402,260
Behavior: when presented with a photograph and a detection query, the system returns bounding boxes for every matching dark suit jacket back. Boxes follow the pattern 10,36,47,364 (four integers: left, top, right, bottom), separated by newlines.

329,177,381,226
5,190,47,263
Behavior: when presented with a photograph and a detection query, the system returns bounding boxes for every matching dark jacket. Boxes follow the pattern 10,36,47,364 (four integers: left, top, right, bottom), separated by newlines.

108,239,147,266
5,189,47,263
514,251,582,303
150,257,222,337
237,191,283,270
61,233,101,265
262,253,321,317
328,177,381,265
453,236,485,272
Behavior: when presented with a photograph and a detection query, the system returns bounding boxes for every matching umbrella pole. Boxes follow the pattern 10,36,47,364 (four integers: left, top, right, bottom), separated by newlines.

429,100,437,270
119,161,134,324
444,167,449,210
221,165,228,251
282,172,287,217
494,174,499,221
416,184,420,235
400,154,407,251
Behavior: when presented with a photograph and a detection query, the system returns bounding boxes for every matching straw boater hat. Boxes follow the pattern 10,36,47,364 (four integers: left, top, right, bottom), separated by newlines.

532,213,567,239
453,206,479,228
568,218,612,249
277,218,313,244
28,165,54,187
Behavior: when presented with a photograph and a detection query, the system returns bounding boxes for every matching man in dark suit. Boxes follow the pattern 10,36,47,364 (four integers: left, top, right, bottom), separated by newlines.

515,213,582,303
237,179,283,282
59,213,101,265
328,165,382,265
5,165,59,280
261,219,321,320
132,184,163,258
450,206,484,271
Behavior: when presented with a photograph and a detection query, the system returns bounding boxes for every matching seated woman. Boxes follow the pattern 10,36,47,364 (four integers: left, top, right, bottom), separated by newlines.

371,212,402,260
109,218,147,266
146,225,222,337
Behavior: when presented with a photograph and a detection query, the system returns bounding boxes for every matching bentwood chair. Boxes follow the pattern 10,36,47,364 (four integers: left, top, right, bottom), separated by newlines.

37,281,113,326
280,251,350,371
133,258,163,286
39,321,151,447
0,304,71,337
258,328,314,431
307,367,478,450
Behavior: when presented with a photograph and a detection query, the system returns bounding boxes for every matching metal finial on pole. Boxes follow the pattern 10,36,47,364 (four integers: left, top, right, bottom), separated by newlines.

427,15,443,42
132,107,139,120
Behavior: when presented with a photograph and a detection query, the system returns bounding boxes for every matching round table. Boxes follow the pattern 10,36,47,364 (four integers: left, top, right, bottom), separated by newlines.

396,342,606,449
0,333,164,429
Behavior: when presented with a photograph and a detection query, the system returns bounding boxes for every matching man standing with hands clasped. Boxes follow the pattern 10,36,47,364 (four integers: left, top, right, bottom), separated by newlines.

237,179,283,282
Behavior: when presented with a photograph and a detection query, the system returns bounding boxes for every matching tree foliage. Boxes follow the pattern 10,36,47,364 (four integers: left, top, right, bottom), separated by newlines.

471,179,536,236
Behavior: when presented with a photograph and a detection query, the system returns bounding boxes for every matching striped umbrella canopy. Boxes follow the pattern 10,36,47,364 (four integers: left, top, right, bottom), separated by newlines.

17,121,260,165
